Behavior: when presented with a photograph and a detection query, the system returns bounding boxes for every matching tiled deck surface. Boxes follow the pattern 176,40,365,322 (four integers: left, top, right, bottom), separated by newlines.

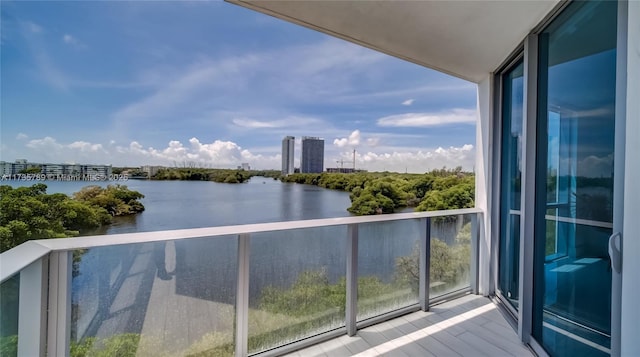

284,294,533,357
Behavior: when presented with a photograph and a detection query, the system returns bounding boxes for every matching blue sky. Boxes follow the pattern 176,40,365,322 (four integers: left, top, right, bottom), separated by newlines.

1,1,477,173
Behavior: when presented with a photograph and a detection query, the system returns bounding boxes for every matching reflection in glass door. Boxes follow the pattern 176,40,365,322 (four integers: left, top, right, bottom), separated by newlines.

498,59,524,310
533,1,618,356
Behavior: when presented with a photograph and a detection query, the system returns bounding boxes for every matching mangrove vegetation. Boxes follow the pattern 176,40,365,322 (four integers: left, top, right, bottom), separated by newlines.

280,167,475,215
0,183,145,253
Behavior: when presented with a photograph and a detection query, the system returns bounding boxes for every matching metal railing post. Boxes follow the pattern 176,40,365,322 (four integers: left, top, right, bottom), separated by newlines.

470,213,480,294
235,233,251,357
346,224,358,336
47,251,72,357
419,218,431,311
17,256,48,357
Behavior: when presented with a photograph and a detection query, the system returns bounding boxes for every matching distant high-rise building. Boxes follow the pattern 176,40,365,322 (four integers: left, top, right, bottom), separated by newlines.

281,136,295,175
301,137,324,173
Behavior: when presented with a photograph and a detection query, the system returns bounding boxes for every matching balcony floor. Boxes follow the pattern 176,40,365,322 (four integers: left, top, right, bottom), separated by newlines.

284,294,533,357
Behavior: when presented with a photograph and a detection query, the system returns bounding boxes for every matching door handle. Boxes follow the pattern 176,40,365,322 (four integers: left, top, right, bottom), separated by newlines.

608,232,622,273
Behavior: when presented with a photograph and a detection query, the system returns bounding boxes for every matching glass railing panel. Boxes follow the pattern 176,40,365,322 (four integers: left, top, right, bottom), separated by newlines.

70,236,237,357
430,213,473,299
0,274,19,357
248,226,347,354
356,219,421,322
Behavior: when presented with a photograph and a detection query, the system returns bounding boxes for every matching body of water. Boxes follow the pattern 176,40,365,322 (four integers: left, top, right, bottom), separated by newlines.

5,177,353,233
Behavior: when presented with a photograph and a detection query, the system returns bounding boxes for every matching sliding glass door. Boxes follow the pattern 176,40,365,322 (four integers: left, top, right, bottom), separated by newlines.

533,1,618,356
498,59,524,311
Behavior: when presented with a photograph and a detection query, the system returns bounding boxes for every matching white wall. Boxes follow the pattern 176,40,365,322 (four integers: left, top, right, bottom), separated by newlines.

475,75,493,296
621,1,640,355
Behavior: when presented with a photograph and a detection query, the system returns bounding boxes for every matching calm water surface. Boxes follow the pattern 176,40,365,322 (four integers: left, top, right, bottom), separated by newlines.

7,177,353,233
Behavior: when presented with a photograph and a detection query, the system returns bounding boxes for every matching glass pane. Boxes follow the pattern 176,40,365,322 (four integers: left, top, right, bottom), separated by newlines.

71,237,237,357
499,214,521,307
357,220,420,322
498,59,524,310
504,62,524,211
430,214,472,299
0,274,19,357
248,227,346,354
534,1,617,356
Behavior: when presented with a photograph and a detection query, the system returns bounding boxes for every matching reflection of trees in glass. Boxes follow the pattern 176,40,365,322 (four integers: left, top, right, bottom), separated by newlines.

545,219,558,256
56,225,473,357
0,275,19,357
71,334,140,357
69,331,235,357
243,223,472,354
572,176,613,222
0,335,18,357
572,192,611,222
260,269,347,316
396,222,472,292
246,268,406,354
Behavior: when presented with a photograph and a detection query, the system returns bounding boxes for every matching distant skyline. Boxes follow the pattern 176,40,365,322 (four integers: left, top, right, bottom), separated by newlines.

1,1,477,173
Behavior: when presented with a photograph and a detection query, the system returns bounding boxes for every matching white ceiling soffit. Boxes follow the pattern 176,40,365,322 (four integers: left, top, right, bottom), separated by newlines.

227,0,560,83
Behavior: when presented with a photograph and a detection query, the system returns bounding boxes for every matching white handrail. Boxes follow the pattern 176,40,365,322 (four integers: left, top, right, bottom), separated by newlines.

1,207,482,283
0,241,51,283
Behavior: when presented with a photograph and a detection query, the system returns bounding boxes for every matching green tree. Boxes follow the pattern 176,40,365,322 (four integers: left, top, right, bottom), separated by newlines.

19,167,42,174
415,176,474,212
281,169,475,216
73,185,144,216
0,184,144,253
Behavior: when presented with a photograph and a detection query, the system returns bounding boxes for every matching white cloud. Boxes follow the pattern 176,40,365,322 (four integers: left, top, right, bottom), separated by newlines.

63,34,76,44
26,136,63,151
25,22,42,34
333,130,361,148
111,55,262,125
18,136,475,173
24,137,107,162
18,22,142,91
377,108,477,127
115,138,280,168
402,99,414,106
332,83,476,106
366,137,380,147
293,39,385,77
68,141,105,153
233,118,280,129
575,154,614,178
333,144,475,173
110,38,387,127
21,136,280,169
232,116,322,129
19,21,69,90
62,34,84,48
574,107,613,118
16,133,28,140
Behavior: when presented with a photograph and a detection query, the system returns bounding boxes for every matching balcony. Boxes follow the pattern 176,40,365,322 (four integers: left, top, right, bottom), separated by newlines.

286,294,532,357
0,208,528,356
